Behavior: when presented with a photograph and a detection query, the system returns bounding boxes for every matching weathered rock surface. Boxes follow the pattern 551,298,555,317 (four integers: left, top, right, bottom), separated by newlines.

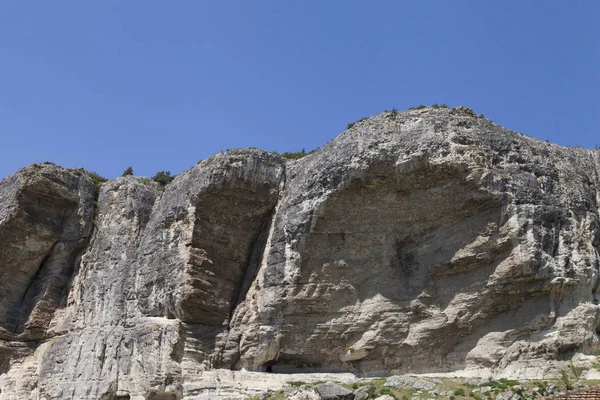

313,382,353,400
1,107,600,399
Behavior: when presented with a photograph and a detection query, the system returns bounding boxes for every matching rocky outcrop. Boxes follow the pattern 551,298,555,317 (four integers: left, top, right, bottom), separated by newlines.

0,164,95,394
1,107,600,399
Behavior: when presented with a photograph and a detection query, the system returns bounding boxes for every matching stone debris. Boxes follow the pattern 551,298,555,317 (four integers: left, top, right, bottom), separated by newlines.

385,375,418,389
412,379,436,391
353,385,375,400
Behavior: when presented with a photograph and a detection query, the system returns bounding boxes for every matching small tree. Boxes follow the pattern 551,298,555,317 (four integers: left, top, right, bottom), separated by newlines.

152,171,175,189
121,166,134,177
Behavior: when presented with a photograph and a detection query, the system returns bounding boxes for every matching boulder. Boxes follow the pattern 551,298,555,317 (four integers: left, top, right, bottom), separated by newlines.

313,382,354,400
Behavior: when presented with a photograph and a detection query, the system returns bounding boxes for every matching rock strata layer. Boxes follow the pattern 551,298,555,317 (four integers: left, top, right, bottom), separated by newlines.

1,107,599,399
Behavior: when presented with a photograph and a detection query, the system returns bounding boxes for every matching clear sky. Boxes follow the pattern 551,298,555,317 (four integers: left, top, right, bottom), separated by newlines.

1,1,599,180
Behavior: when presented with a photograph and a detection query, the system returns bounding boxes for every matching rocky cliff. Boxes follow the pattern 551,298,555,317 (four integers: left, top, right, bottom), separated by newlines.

1,107,599,399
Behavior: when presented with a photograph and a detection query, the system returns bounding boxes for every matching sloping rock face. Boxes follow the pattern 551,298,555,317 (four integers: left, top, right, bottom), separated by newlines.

0,107,599,399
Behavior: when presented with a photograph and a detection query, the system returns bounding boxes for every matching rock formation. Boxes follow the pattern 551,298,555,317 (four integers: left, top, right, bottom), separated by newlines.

0,107,599,399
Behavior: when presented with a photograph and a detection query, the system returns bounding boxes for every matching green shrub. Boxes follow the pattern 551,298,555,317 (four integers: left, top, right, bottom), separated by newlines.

152,171,175,190
86,171,108,188
454,388,466,396
121,166,134,177
487,379,518,390
568,360,584,379
440,104,449,108
431,103,440,109
560,368,574,390
347,117,368,129
366,386,377,398
281,149,307,159
378,387,398,399
288,381,306,387
592,351,600,370
532,380,548,394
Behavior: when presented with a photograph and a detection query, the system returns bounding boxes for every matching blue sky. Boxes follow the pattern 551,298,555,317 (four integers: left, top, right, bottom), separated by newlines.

1,1,599,179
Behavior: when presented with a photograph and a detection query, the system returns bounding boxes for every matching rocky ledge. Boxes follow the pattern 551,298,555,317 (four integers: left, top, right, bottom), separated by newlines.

0,107,599,399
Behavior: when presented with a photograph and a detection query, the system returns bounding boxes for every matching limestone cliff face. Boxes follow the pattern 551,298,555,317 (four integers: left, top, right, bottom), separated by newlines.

0,107,599,399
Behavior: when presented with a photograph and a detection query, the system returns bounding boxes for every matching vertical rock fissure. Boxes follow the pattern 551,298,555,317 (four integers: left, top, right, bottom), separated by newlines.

235,168,286,311
232,207,277,311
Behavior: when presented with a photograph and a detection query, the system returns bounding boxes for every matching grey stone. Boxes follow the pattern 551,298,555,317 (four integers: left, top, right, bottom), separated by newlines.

313,381,353,400
354,385,375,400
385,375,417,388
495,391,515,400
412,379,436,391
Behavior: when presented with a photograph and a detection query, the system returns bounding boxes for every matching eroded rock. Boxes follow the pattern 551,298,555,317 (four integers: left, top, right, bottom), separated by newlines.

1,108,600,398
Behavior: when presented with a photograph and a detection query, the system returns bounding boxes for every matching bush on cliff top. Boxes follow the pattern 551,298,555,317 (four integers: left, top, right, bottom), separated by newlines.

152,170,175,190
121,166,134,177
86,171,108,188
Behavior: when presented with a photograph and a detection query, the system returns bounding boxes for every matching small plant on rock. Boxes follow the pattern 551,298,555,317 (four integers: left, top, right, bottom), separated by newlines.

152,171,175,190
559,368,574,390
568,360,584,379
592,351,600,370
86,171,108,188
121,166,134,177
366,386,377,398
378,387,398,399
281,149,307,159
347,117,368,129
